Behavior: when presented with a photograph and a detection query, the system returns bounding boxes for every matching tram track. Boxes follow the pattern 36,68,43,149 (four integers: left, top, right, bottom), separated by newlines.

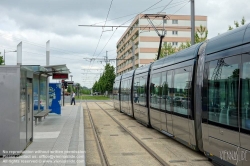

84,101,213,166
100,101,214,166
84,101,109,166
95,102,168,166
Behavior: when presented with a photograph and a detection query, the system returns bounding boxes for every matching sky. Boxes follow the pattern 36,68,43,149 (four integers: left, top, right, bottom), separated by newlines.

0,0,249,88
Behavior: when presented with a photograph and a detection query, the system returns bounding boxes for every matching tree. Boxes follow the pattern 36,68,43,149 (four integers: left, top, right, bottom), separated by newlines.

91,63,116,94
177,41,191,51
0,56,4,65
75,83,81,96
228,17,245,30
195,25,208,43
155,42,177,60
67,85,72,93
81,87,91,95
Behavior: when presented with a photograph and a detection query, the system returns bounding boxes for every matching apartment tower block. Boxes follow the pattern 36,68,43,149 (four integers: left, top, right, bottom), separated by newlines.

116,14,207,75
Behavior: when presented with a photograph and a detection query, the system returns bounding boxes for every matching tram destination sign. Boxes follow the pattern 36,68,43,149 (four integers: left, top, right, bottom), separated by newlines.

52,73,69,79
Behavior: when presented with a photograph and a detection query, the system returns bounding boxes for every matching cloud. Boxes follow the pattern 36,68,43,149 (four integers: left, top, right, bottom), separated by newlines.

1,0,250,88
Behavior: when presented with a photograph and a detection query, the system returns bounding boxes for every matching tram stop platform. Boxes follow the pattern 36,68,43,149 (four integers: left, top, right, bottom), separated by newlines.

0,102,85,166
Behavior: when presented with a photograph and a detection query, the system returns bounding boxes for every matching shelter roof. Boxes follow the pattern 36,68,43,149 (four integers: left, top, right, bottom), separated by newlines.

42,64,70,74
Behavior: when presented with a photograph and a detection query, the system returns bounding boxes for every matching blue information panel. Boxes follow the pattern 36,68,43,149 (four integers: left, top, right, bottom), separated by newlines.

49,83,61,114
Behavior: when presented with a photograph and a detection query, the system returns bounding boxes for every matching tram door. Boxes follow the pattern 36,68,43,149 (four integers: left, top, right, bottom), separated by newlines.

166,71,173,135
240,54,250,166
160,72,167,132
206,56,240,165
26,80,33,143
161,70,174,135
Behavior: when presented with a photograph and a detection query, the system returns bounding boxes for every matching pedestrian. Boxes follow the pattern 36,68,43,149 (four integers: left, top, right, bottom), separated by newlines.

71,91,76,105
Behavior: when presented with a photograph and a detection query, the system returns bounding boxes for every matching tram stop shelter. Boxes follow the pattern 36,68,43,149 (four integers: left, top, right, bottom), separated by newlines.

33,64,70,115
0,64,70,157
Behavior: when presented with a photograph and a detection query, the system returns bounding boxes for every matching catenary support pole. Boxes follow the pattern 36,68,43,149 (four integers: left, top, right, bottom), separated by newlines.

17,42,22,65
132,41,135,70
191,0,195,45
46,40,50,109
157,35,164,60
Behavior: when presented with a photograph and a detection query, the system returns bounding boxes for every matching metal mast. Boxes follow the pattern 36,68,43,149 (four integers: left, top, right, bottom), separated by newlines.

143,14,169,60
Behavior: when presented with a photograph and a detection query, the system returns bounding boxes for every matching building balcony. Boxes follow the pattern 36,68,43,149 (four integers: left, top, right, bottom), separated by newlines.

117,59,139,74
117,47,139,66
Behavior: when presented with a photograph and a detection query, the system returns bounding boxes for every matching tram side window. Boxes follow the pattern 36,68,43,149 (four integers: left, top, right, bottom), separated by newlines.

166,71,173,112
173,67,191,116
113,83,116,95
241,54,250,130
113,82,119,99
139,77,146,105
207,56,240,127
124,80,128,101
150,73,161,109
161,72,167,111
134,78,140,103
126,80,129,100
128,79,132,98
121,80,125,101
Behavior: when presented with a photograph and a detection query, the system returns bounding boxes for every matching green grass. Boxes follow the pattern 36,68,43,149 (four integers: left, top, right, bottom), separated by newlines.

75,95,111,100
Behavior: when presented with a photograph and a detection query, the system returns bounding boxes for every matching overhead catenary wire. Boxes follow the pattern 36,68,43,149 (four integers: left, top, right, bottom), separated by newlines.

0,0,191,88
0,1,188,61
94,0,164,58
0,0,188,62
81,1,190,88
84,0,115,78
0,45,97,63
84,0,165,79
150,1,190,30
140,0,174,33
84,0,189,88
0,33,113,58
85,0,165,75
91,0,114,58
87,0,189,60
91,0,189,26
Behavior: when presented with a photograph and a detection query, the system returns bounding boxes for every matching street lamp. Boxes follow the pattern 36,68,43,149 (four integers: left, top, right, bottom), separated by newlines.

4,49,17,65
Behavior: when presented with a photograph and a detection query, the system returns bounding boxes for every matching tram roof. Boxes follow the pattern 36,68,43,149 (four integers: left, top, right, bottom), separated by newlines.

134,63,152,75
206,23,250,55
114,74,122,82
151,43,202,71
121,69,134,79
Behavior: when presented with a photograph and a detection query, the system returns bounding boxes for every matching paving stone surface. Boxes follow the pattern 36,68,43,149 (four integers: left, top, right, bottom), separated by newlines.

0,103,85,166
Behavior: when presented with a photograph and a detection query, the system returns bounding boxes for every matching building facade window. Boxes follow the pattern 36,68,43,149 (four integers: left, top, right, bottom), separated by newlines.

172,20,178,24
172,42,178,46
172,31,178,35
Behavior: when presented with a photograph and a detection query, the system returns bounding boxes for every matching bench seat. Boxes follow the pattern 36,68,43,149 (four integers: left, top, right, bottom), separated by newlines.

34,109,51,125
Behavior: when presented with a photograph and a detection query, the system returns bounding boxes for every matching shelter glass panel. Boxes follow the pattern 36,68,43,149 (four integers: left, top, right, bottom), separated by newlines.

40,76,47,110
33,75,40,112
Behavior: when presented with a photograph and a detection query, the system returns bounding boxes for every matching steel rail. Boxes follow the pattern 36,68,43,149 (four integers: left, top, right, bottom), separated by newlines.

84,101,109,166
96,102,169,166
